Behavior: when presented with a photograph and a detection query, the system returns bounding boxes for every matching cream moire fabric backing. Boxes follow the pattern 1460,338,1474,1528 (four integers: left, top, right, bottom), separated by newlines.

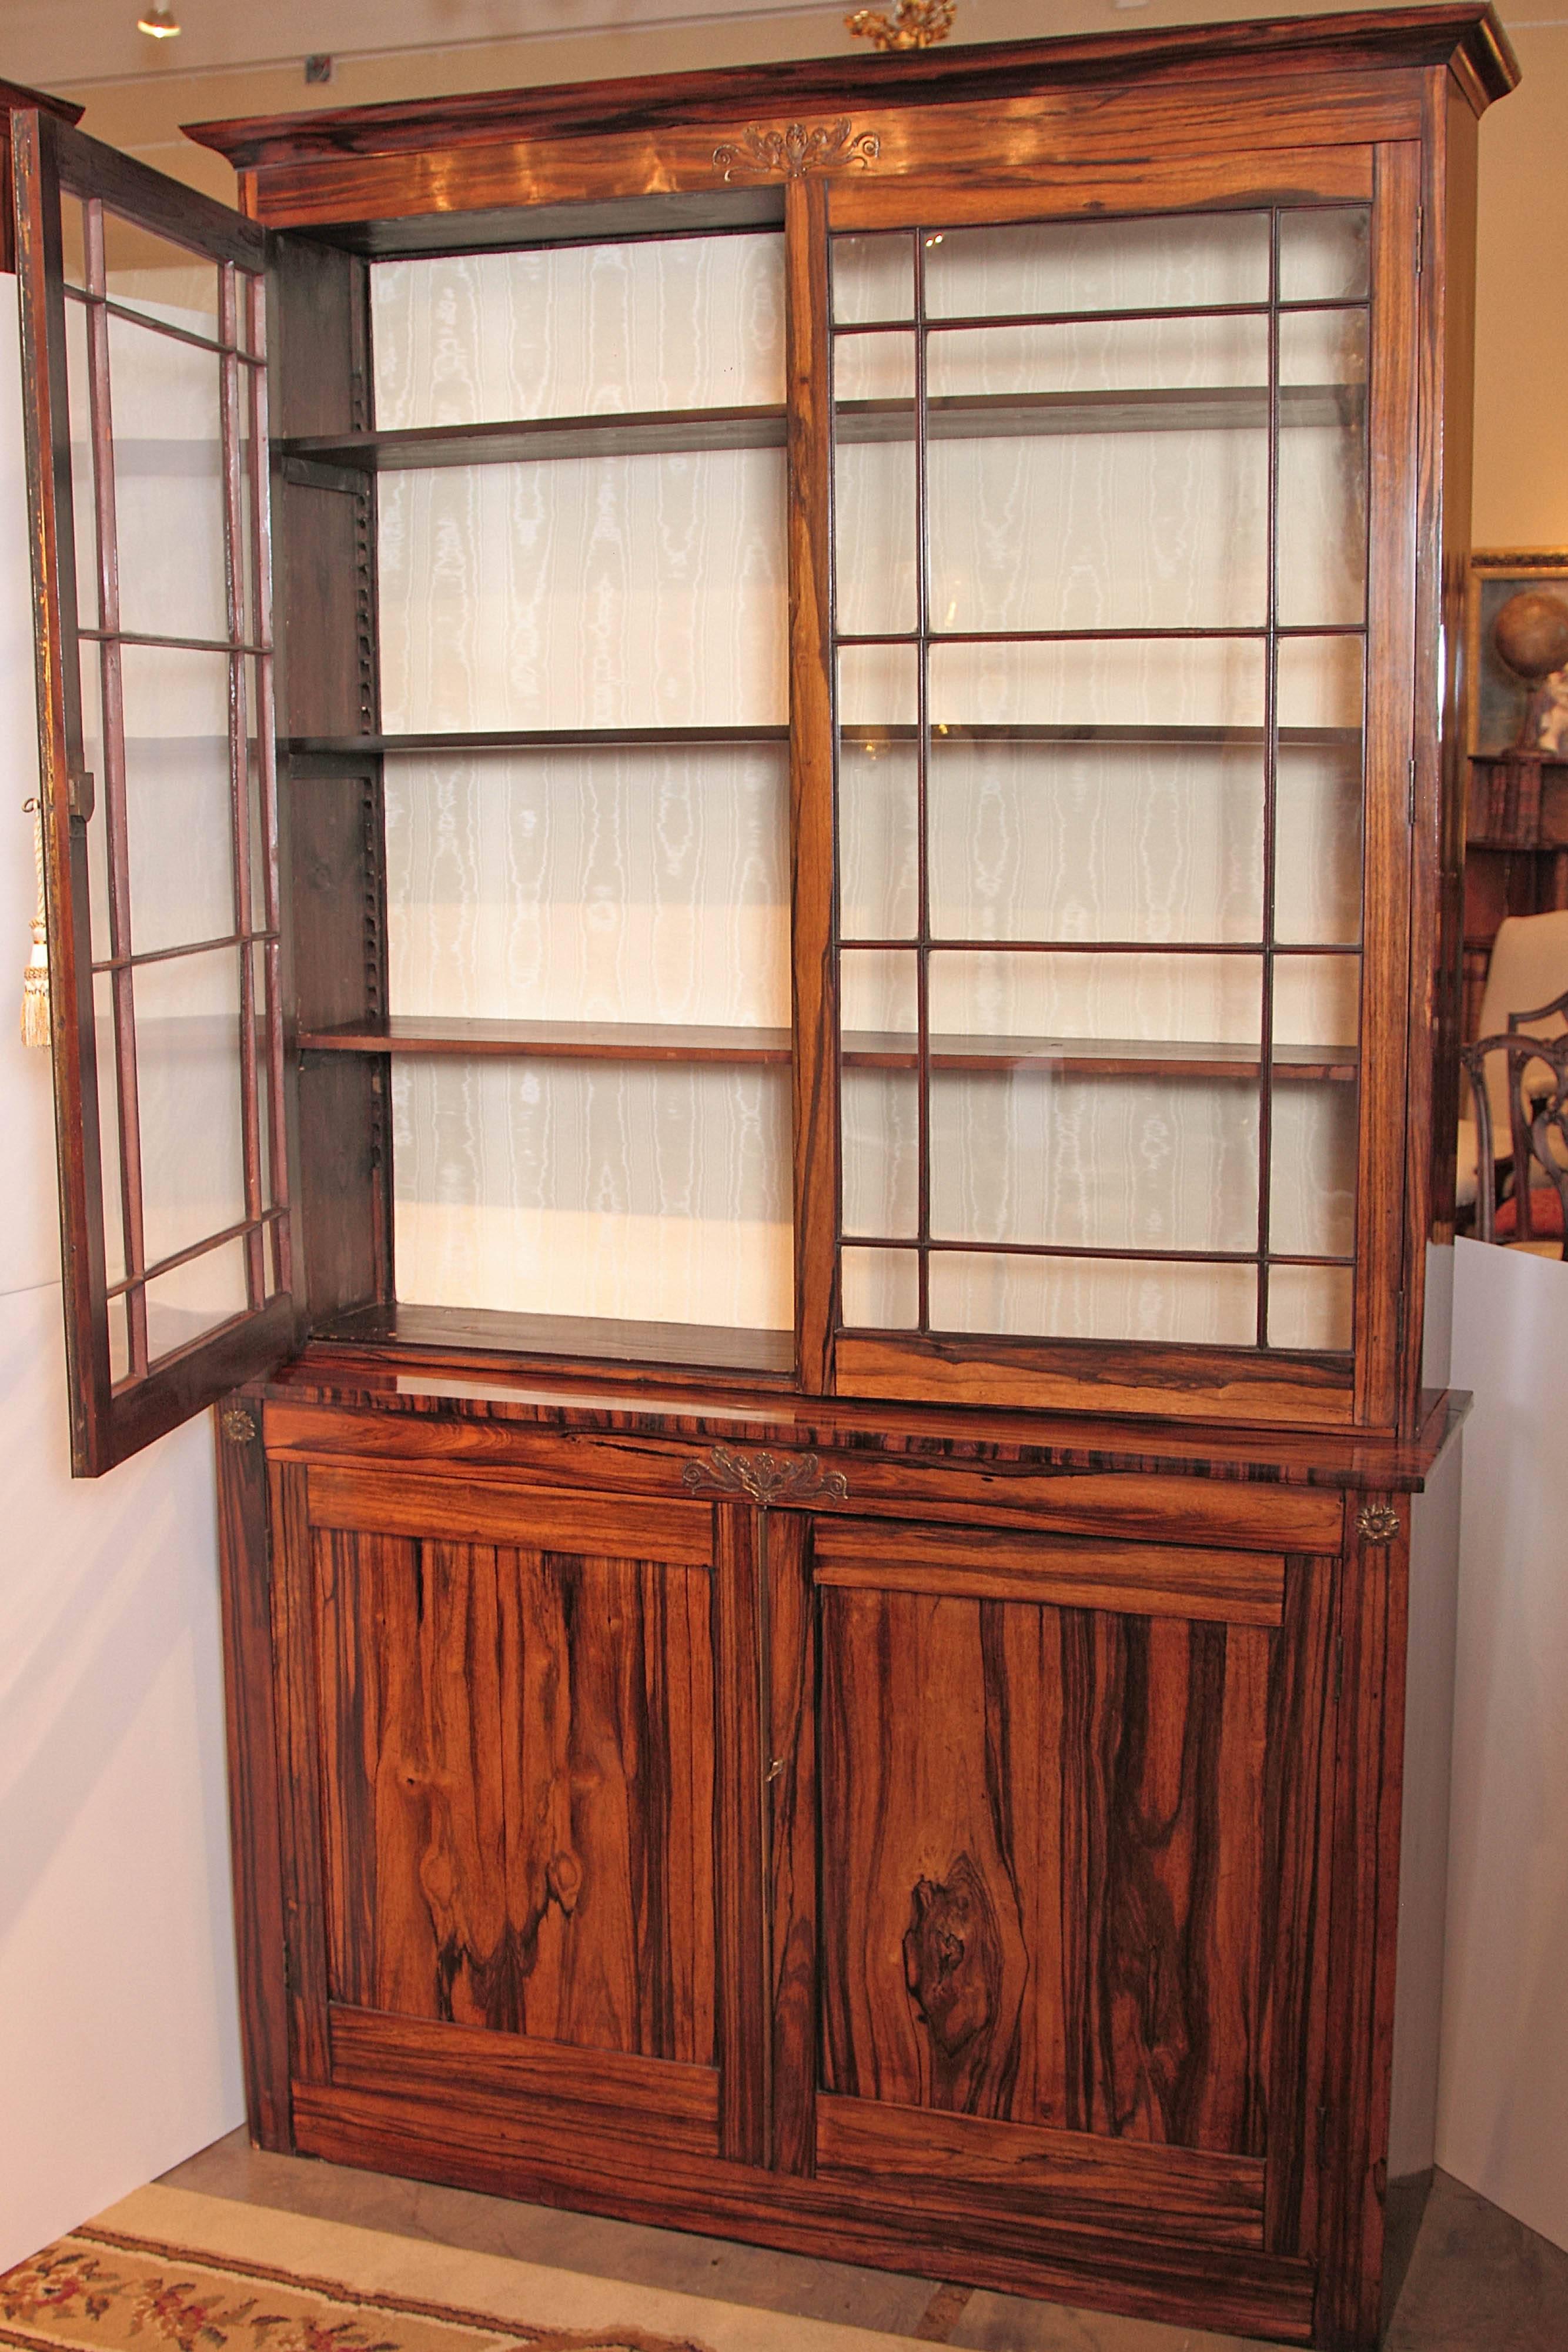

376,212,1368,1350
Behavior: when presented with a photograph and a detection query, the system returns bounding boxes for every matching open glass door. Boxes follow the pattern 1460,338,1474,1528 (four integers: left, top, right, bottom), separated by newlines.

12,110,295,1474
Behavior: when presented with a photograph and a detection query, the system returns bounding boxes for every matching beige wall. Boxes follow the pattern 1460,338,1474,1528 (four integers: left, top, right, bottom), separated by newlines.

1475,22,1568,547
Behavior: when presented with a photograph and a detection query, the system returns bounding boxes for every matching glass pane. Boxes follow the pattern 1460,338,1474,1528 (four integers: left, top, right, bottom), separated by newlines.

253,941,281,1224
929,1070,1258,1251
146,1234,250,1366
1273,951,1360,1054
1278,316,1368,632
833,233,915,325
377,452,788,732
107,309,228,642
930,637,1266,733
928,1251,1257,1344
371,233,785,427
1276,632,1363,736
930,419,1266,635
120,645,236,955
1268,1262,1353,1351
93,972,127,1292
61,196,87,293
929,738,1263,944
927,310,1267,399
841,1069,919,1240
391,1057,792,1332
842,1245,919,1327
841,946,918,1040
1278,208,1369,303
839,740,918,941
99,210,220,336
927,949,1263,1048
1274,743,1362,944
106,1295,129,1386
839,642,918,730
65,298,99,631
922,213,1271,319
79,643,113,951
834,334,915,638
133,945,247,1272
383,744,790,1027
1271,1080,1357,1258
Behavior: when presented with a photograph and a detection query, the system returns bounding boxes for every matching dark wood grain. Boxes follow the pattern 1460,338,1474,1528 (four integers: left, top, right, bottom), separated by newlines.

828,143,1377,234
815,2098,1265,2247
309,1502,717,2062
837,1331,1355,1427
213,1392,293,2149
713,1501,768,2166
816,1571,1271,2152
327,2004,719,2151
306,1459,711,1562
813,1516,1285,1626
765,1509,817,2177
269,1460,332,2085
785,173,838,1397
0,88,83,275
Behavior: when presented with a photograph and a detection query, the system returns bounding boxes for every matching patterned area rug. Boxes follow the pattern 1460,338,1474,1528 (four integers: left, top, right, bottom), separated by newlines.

0,2226,703,2352
0,2189,938,2352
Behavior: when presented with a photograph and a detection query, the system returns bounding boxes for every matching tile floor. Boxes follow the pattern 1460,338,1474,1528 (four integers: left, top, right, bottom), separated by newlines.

159,2129,1568,2351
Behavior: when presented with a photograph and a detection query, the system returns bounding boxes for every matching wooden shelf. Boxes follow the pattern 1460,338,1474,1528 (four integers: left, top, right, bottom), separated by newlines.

298,1015,1358,1082
313,1298,795,1379
840,383,1365,442
273,383,1364,476
283,725,788,760
284,721,1356,762
841,723,1361,750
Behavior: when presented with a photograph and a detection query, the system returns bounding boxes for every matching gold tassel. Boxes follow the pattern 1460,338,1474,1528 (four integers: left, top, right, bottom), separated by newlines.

21,795,49,1050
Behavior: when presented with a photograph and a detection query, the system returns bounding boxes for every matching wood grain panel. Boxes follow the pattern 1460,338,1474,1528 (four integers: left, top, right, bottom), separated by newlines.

306,1462,711,1563
818,1583,1271,2153
813,1518,1284,1628
269,1461,331,2085
815,2097,1264,2247
827,142,1375,232
311,1522,717,2063
767,1509,817,2176
327,2003,718,2151
837,1334,1355,1429
713,1501,767,2164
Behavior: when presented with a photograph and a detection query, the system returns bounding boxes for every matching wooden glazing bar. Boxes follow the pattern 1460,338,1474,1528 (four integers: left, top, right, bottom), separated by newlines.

838,1235,1355,1269
839,721,1360,745
78,628,275,656
83,195,149,1378
840,938,1360,959
835,384,1366,442
220,260,266,1311
103,1204,290,1301
838,623,1366,646
92,925,279,974
63,283,264,364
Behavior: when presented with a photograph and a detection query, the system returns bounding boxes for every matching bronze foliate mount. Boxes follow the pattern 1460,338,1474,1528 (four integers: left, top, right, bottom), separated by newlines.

683,1444,849,1506
713,119,880,180
1355,1503,1401,1545
846,0,955,52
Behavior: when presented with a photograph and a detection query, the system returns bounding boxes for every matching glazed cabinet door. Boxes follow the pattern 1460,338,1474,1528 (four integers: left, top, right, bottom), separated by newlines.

11,110,297,1472
269,1460,758,2174
770,1513,1340,2331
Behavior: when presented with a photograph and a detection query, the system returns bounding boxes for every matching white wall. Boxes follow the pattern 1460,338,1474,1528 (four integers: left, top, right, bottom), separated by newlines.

1438,1239,1568,2257
0,274,243,2273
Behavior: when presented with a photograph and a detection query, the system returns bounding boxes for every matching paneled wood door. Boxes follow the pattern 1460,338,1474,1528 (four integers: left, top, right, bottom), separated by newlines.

771,1514,1339,2266
270,1460,757,2163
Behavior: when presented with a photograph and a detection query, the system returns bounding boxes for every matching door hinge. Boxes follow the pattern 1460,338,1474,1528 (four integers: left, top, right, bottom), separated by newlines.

1407,754,1417,826
1395,1287,1407,1359
281,1946,292,1995
68,767,94,822
1415,204,1424,277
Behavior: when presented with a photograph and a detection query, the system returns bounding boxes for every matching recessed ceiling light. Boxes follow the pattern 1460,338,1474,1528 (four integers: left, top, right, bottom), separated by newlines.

136,6,182,36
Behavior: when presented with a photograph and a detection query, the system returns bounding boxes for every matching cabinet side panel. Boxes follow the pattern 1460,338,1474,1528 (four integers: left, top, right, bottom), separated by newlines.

214,1396,292,2148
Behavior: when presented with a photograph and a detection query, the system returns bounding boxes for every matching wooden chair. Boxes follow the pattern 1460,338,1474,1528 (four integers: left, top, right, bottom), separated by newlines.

1463,1007,1568,1257
1456,911,1568,1212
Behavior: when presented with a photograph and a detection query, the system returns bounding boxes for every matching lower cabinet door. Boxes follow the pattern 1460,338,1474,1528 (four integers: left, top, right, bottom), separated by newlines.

781,1514,1338,2278
269,1456,747,2166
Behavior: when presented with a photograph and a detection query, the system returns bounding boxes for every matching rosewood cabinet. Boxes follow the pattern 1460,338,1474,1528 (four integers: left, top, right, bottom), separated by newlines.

11,8,1513,2345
